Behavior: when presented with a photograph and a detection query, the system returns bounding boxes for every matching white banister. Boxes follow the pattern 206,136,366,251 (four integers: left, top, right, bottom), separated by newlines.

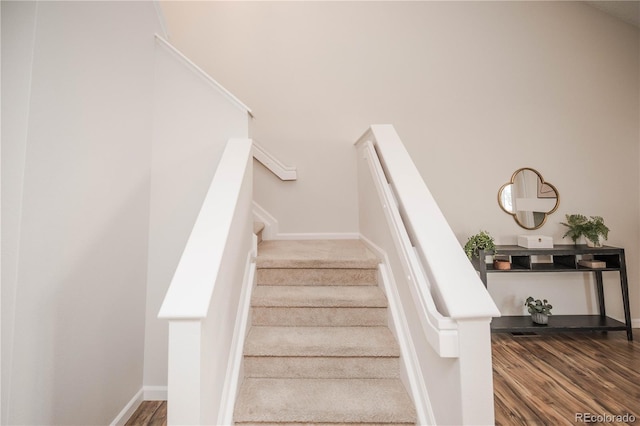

361,140,458,357
355,125,500,425
158,138,255,425
253,140,297,181
364,125,499,320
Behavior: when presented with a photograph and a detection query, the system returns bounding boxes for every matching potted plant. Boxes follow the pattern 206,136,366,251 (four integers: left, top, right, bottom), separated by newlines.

560,214,610,247
525,296,552,325
464,230,495,260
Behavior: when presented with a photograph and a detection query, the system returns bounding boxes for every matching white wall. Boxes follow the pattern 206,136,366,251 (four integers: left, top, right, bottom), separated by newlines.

1,2,37,423
160,1,640,323
144,38,249,388
2,2,162,424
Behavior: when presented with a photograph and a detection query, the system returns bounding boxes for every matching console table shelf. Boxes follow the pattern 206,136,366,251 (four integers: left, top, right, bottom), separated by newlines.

474,244,633,341
492,315,628,333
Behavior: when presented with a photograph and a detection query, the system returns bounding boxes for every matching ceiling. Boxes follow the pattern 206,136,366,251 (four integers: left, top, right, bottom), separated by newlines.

587,1,640,28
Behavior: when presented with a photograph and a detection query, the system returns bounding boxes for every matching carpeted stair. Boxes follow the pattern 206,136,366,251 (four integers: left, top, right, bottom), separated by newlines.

234,239,417,425
254,221,265,245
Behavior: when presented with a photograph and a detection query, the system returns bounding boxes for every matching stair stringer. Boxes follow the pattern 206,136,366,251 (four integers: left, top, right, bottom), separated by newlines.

361,235,436,426
252,201,278,241
217,234,258,426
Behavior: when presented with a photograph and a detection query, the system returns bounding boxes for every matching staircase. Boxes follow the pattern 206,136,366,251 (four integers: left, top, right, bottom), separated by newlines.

233,238,417,425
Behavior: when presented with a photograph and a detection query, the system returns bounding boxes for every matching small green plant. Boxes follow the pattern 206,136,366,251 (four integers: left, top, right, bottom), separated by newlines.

560,214,609,245
464,230,495,259
525,297,553,316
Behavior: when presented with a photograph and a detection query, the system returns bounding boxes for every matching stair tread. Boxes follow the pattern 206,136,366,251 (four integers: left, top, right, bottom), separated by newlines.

244,326,400,357
257,239,379,269
252,285,387,307
234,378,416,424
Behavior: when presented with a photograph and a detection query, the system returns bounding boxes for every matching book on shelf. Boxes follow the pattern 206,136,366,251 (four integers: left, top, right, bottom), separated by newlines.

578,259,606,268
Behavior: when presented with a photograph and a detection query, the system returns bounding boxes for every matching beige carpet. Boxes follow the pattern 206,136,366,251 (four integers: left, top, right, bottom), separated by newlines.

256,239,380,269
234,239,416,425
235,378,415,424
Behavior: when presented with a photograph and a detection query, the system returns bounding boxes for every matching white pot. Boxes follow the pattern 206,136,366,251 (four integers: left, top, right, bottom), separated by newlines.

586,238,603,248
531,312,549,325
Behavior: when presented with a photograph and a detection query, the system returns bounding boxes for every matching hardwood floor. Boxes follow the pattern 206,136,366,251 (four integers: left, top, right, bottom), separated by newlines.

125,331,639,425
493,331,640,425
125,400,166,426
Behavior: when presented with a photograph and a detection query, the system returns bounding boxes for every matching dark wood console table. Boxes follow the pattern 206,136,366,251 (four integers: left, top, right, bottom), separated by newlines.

473,245,633,341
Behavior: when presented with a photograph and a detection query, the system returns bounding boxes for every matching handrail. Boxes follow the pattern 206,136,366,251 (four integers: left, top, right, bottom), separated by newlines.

253,141,297,181
356,125,500,321
154,34,253,118
361,140,458,357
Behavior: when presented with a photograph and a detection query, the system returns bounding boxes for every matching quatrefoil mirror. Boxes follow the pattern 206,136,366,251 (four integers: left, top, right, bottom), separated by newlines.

498,167,559,230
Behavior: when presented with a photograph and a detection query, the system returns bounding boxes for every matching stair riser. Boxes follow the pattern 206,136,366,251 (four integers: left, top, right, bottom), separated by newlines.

257,268,377,286
244,356,400,379
244,327,400,358
252,285,388,308
252,307,387,326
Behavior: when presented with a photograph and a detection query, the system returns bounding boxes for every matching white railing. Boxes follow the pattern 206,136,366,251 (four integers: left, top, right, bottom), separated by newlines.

158,139,255,425
355,125,500,425
253,141,297,181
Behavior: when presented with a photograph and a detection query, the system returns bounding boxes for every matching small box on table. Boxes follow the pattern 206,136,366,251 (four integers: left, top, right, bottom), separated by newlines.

517,235,553,249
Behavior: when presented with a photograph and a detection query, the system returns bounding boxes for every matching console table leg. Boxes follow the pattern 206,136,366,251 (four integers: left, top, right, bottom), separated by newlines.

618,252,633,341
594,271,606,318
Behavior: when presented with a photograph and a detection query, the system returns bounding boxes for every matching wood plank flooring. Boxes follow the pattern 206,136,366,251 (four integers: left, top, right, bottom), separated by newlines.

125,400,166,426
493,332,640,426
125,332,639,425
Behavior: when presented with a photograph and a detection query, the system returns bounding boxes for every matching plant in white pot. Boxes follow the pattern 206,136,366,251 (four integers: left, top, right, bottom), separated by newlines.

525,297,552,325
560,214,610,247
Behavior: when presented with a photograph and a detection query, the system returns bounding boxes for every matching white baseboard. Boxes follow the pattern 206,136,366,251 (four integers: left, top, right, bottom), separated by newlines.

274,232,360,240
110,386,167,426
110,388,144,426
144,386,168,400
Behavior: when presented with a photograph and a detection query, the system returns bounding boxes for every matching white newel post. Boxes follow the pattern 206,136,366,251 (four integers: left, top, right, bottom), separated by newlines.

457,319,495,426
167,320,202,425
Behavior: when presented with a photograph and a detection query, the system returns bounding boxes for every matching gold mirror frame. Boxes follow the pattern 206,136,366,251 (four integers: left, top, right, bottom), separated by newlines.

498,167,559,230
